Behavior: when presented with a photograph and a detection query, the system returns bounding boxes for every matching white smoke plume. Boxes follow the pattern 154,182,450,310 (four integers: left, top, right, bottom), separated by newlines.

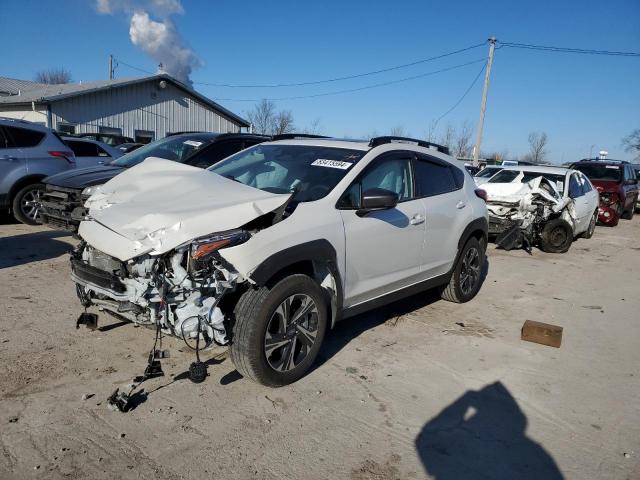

97,0,201,86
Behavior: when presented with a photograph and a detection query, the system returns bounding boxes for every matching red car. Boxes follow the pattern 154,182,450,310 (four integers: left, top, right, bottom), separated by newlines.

571,161,639,226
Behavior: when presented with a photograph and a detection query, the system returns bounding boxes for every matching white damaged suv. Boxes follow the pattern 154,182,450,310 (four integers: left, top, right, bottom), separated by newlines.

72,136,488,386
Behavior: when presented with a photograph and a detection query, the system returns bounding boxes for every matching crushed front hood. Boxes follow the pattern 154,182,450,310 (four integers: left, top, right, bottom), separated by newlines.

78,158,290,261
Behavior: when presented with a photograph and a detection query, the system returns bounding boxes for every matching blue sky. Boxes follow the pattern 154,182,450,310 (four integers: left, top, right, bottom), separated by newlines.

1,0,639,162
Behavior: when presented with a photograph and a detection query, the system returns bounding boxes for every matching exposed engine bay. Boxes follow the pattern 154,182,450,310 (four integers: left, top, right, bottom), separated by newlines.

71,233,248,347
482,176,576,252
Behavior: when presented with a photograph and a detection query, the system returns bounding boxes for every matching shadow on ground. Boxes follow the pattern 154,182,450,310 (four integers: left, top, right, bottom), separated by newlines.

313,257,490,372
0,230,72,268
416,381,564,479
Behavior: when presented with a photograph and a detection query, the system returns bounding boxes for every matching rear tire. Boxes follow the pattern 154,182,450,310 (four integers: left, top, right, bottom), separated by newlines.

580,210,597,239
12,183,45,225
621,201,635,220
440,237,485,303
230,274,328,387
539,218,573,253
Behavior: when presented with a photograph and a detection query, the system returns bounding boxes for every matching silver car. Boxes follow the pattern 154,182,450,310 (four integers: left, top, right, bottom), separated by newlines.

62,137,123,168
0,118,76,224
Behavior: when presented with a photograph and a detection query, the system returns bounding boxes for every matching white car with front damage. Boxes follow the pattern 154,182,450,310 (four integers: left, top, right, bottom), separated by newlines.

71,136,489,388
481,166,599,253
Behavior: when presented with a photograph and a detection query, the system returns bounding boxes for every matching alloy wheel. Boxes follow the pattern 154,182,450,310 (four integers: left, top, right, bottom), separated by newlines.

459,247,481,296
264,294,319,372
21,188,42,222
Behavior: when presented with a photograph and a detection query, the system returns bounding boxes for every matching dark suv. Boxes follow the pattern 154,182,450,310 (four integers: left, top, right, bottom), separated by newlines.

571,160,639,226
40,132,269,231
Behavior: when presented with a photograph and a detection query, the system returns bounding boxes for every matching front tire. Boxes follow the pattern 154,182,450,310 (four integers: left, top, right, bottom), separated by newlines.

12,183,45,225
440,237,485,303
539,218,573,253
230,274,328,387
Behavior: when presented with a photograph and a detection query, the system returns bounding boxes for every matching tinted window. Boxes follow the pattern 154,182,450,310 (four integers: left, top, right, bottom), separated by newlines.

110,134,217,167
475,167,502,178
573,164,622,182
4,126,45,148
210,144,366,202
488,170,520,183
414,158,458,196
581,174,592,192
66,140,99,157
186,140,244,169
568,174,583,198
0,128,8,148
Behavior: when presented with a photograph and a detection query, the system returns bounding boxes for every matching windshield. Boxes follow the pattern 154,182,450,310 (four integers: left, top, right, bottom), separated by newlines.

573,164,622,182
475,167,502,178
209,144,366,202
110,134,216,167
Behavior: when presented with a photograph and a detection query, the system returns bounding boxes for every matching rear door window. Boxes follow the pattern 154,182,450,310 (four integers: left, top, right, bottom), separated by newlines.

413,156,459,197
4,126,46,148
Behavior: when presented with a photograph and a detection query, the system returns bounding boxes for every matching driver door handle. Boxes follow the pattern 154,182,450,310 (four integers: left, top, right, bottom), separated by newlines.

410,214,425,225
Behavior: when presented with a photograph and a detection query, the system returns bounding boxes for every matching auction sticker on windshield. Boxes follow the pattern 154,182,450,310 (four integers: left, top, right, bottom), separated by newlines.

184,140,203,147
311,159,352,169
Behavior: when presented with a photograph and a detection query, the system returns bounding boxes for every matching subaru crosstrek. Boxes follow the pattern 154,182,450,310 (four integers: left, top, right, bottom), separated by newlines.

71,136,488,386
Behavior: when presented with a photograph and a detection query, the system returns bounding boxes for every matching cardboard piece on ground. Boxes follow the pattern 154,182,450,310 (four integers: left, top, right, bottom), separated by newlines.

521,320,563,348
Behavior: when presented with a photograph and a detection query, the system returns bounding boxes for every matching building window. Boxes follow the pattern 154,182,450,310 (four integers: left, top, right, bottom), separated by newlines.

98,126,122,135
57,123,76,135
134,130,154,144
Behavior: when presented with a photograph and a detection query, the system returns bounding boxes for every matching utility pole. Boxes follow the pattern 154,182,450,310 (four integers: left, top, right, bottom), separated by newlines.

473,37,497,166
108,54,114,80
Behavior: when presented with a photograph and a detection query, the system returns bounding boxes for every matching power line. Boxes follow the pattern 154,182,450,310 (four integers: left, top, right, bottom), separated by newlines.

434,63,486,126
113,42,486,88
210,58,487,102
499,41,640,57
194,42,486,88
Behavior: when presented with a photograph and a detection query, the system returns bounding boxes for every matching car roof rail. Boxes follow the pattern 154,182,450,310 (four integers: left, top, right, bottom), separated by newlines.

271,133,330,140
368,136,450,155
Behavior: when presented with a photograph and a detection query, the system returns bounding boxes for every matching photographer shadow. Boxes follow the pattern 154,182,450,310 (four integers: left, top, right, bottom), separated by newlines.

416,381,563,480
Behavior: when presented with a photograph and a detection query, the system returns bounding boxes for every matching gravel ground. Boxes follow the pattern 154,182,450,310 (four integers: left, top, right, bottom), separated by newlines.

0,216,639,480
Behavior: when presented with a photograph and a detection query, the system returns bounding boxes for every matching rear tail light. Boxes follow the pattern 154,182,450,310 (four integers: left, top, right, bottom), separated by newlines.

49,150,76,164
474,188,487,202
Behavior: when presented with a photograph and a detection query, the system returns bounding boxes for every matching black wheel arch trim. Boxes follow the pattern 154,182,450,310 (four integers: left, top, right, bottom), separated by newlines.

458,216,488,251
250,239,344,328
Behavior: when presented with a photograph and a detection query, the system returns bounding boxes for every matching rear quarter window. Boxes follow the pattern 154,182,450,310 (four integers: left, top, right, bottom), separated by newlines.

4,126,46,148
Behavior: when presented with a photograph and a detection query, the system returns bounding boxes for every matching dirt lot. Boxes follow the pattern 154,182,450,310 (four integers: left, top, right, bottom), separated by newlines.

1,217,639,480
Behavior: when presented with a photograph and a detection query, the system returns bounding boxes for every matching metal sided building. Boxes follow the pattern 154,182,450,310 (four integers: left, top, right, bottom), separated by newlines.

0,74,249,142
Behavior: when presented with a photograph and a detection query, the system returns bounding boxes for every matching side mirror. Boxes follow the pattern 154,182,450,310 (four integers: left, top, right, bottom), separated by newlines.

357,188,398,217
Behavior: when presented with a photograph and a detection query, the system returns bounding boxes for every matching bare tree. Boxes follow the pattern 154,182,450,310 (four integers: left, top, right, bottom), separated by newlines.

622,129,640,161
35,68,72,84
438,123,456,151
390,125,407,137
453,121,474,158
247,99,276,135
302,118,323,135
273,110,295,135
526,132,549,163
424,120,438,142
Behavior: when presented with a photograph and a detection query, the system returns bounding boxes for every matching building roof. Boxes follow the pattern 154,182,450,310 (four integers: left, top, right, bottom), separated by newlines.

0,74,249,127
0,77,47,96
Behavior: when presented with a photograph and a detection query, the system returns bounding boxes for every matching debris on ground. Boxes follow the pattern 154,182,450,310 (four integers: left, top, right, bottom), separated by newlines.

521,320,563,348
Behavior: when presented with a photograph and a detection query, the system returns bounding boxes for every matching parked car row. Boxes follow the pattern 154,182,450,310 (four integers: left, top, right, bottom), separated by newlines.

472,159,639,252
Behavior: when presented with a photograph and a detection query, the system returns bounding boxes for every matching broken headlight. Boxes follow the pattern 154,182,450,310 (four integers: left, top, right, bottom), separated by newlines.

82,184,103,199
190,229,250,260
